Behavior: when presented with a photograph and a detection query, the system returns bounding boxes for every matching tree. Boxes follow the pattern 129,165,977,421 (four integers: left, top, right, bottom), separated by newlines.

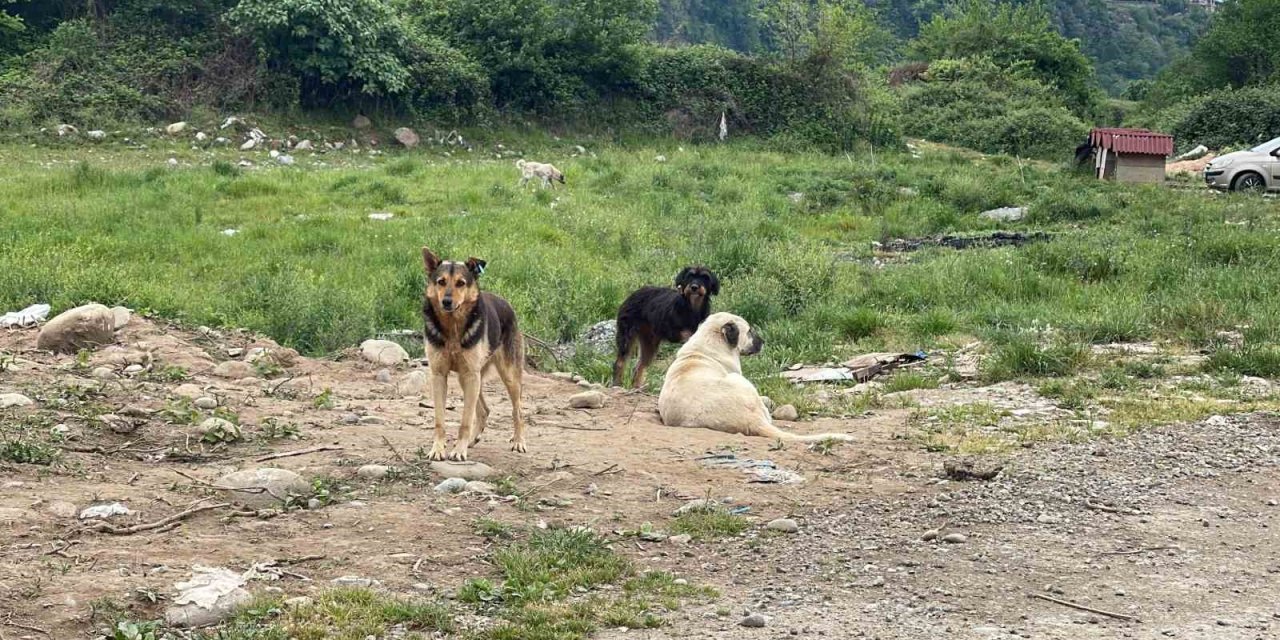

756,0,808,63
911,0,1100,116
1,0,25,35
757,0,895,68
1190,0,1280,88
227,0,414,100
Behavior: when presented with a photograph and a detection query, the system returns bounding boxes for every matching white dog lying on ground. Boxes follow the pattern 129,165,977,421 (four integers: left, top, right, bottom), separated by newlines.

658,312,855,443
515,159,565,189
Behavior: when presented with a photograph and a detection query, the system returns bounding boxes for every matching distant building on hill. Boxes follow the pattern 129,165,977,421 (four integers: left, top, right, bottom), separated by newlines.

1077,128,1174,184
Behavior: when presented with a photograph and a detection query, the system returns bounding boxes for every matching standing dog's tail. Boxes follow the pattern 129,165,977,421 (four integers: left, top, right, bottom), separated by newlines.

515,159,526,169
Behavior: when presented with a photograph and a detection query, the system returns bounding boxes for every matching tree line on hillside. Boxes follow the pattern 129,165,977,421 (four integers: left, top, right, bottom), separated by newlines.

1130,0,1280,150
0,0,1231,157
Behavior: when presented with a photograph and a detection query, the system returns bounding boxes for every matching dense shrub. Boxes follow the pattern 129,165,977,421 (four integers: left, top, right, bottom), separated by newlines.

899,57,1087,158
1164,85,1280,149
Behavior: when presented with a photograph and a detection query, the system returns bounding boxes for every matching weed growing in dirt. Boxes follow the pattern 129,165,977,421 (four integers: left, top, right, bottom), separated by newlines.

196,589,454,639
0,439,60,465
882,371,940,393
494,528,629,602
141,364,189,383
475,517,517,540
312,388,335,410
1036,379,1098,411
982,337,1089,382
1205,346,1280,378
670,508,748,540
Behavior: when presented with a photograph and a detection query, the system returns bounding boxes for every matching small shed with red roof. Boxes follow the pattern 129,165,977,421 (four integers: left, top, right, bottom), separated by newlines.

1082,128,1174,184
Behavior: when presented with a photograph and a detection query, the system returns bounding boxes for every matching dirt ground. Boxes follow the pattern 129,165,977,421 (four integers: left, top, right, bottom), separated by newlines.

1,317,1278,639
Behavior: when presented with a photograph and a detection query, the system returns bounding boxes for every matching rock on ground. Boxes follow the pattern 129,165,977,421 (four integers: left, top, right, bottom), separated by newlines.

394,127,420,149
173,384,204,399
357,465,391,480
166,122,188,135
429,461,495,480
766,518,800,533
0,393,34,409
213,361,257,379
979,206,1027,222
215,468,309,509
580,320,616,353
164,567,251,628
36,303,117,353
740,613,768,628
352,115,372,129
434,477,468,494
398,370,428,396
569,390,607,409
772,404,799,421
360,339,409,366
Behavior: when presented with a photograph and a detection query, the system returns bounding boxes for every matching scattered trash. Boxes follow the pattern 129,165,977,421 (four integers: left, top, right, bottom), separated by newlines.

221,229,239,236
1,303,51,329
698,453,805,484
782,351,926,385
79,503,132,519
368,212,394,221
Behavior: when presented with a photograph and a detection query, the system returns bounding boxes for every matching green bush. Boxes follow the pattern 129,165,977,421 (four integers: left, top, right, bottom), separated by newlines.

1166,85,1280,149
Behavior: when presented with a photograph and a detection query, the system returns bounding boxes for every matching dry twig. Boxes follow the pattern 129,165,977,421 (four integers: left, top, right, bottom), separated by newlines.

254,445,343,463
83,503,232,535
1029,593,1139,622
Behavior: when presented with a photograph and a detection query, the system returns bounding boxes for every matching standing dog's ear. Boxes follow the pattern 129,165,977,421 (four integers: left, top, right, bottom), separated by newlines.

721,322,740,350
465,257,487,277
423,247,441,273
705,269,720,296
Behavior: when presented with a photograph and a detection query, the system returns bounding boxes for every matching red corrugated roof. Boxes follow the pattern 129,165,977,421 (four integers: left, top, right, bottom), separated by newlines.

1089,128,1174,157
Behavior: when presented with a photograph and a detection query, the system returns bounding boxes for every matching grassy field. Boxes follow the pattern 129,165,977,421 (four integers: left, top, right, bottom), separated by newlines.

3,132,1280,393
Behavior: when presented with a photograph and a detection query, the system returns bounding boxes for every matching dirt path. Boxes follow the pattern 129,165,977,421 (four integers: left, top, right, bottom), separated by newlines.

1,319,1277,639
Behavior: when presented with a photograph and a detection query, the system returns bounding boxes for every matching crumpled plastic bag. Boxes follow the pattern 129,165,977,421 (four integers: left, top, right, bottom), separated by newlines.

0,303,50,329
78,503,132,520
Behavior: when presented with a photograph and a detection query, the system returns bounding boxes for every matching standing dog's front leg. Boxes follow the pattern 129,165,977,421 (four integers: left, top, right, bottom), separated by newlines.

428,371,450,460
450,372,482,461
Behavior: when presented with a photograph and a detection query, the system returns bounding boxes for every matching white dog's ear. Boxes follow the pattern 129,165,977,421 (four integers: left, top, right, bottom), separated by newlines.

720,322,740,349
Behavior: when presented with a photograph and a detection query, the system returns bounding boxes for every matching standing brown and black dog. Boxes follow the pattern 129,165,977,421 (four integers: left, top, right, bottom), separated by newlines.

611,266,719,389
421,247,526,461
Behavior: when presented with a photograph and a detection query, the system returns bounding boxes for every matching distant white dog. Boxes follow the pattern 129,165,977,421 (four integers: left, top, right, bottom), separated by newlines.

515,159,565,189
658,313,855,443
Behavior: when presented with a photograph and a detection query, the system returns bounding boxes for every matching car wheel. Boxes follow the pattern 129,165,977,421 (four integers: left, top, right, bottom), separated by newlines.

1232,172,1266,193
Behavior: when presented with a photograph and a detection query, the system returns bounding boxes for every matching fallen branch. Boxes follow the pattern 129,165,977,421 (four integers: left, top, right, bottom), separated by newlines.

542,423,609,432
1029,593,1139,622
254,445,343,463
1084,500,1141,515
380,435,410,465
171,469,284,501
517,476,567,501
1,616,49,636
1099,546,1180,556
522,332,562,368
593,463,620,476
84,503,232,535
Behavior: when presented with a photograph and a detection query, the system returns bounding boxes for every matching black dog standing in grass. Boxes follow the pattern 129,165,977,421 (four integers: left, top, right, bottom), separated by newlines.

612,266,720,389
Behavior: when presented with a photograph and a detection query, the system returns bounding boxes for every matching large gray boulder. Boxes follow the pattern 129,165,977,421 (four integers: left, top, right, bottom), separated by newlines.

360,339,409,366
36,304,117,353
393,127,420,149
215,468,309,509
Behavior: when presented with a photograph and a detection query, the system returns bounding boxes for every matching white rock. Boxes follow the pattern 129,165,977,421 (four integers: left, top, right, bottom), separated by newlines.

166,122,188,135
36,303,117,353
165,566,251,628
368,212,394,221
360,339,409,366
294,139,313,151
269,149,280,159
277,154,294,166
215,468,310,508
173,384,204,399
434,477,468,494
240,138,256,151
56,124,78,136
464,481,497,495
429,461,495,480
199,417,241,441
0,393,34,409
91,366,117,380
168,158,179,167
772,404,799,421
86,130,106,140
194,396,219,410
766,518,799,533
357,465,391,480
569,390,606,409
110,306,131,330
79,503,131,519
654,155,667,163
195,132,208,142
213,360,257,379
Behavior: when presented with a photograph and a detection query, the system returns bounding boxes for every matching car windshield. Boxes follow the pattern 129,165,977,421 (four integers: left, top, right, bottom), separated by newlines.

1248,136,1280,154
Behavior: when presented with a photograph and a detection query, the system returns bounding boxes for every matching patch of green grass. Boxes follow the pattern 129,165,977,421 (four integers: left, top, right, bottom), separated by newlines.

0,439,60,465
475,517,517,540
494,528,629,603
982,337,1089,382
1036,379,1097,411
1122,359,1166,379
1205,346,1280,378
882,371,940,394
197,589,453,640
670,508,748,540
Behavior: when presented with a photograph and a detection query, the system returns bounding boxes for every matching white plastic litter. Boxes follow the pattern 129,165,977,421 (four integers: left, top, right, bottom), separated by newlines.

221,229,239,236
0,303,50,329
79,503,132,519
368,212,394,221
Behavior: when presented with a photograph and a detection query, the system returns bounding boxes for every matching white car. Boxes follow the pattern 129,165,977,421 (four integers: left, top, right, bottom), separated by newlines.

1204,136,1280,192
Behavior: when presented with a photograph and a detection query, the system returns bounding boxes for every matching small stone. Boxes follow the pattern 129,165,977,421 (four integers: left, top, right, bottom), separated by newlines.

307,498,323,510
284,596,312,608
173,384,204,399
331,576,378,588
216,468,309,509
921,529,940,542
341,413,360,425
213,360,257,379
358,415,386,425
47,501,78,518
277,154,295,166
0,393,34,409
430,461,495,480
199,417,241,441
766,518,800,533
772,404,799,421
357,465,391,480
640,531,668,542
740,613,767,628
166,121,188,135
167,158,179,167
240,138,256,151
375,369,393,384
868,576,886,587
398,370,428,395
86,130,106,140
195,131,208,142
360,339,409,366
942,533,968,544
434,477,468,494
194,396,218,410
464,481,497,495
123,364,144,374
295,140,314,151
352,115,372,129
569,390,606,409
668,534,693,545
